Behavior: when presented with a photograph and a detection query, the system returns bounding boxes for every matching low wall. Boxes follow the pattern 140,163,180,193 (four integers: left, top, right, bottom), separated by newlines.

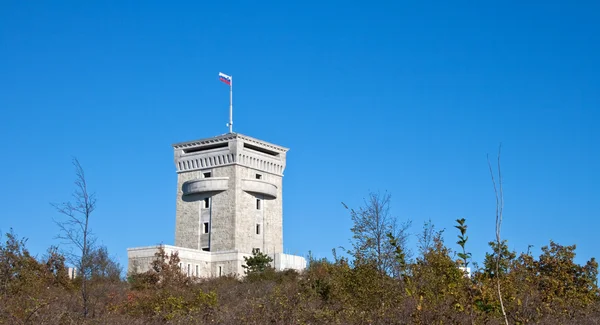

128,245,306,277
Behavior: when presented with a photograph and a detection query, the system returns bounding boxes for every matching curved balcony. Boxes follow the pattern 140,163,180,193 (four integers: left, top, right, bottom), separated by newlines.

182,177,229,195
242,179,278,199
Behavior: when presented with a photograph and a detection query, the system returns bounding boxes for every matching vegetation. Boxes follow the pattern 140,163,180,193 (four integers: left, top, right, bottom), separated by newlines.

52,158,98,318
343,191,410,277
0,159,598,323
1,221,598,324
243,248,274,277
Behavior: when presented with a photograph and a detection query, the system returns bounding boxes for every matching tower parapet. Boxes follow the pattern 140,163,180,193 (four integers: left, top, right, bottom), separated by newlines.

173,133,288,176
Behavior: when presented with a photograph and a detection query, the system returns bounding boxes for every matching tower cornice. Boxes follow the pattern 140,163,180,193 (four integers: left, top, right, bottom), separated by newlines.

173,133,288,175
172,133,289,153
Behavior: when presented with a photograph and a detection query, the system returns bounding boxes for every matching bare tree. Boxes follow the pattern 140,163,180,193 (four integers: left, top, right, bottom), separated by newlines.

417,219,436,257
488,145,509,325
89,245,122,282
343,191,410,276
52,158,96,318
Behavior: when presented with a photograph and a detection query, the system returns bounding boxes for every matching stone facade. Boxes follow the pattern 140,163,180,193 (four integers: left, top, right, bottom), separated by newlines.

127,133,306,277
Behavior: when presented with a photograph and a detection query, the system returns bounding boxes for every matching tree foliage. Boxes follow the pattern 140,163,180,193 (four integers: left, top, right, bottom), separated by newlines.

242,248,274,275
455,218,471,269
1,223,599,324
129,245,190,290
343,191,410,277
89,245,122,282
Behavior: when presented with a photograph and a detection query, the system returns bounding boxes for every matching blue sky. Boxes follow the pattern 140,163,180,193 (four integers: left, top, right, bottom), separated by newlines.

1,1,598,269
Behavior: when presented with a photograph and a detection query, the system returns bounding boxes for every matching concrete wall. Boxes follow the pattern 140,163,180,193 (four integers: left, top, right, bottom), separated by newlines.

128,245,306,277
273,253,307,271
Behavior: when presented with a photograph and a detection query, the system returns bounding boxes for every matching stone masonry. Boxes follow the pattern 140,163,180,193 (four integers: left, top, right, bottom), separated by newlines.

128,133,306,277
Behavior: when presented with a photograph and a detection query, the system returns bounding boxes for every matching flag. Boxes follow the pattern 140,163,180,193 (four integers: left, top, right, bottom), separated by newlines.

219,72,232,86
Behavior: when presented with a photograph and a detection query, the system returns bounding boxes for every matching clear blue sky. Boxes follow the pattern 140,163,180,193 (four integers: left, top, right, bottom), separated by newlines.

1,1,598,269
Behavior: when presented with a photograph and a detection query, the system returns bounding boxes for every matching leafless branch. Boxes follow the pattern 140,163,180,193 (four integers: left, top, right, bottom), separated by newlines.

345,191,410,276
488,144,509,325
52,157,95,318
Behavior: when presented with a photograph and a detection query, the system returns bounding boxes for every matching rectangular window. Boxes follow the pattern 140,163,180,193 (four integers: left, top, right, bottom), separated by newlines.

203,172,212,178
218,266,222,277
187,264,191,276
204,197,210,209
255,173,262,180
202,247,209,252
195,265,199,277
256,224,261,235
256,198,261,210
203,222,209,234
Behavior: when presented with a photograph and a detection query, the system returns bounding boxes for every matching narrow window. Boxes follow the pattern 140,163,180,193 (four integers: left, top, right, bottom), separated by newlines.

256,198,261,210
255,173,262,180
203,222,209,234
256,224,261,235
218,266,222,277
204,197,210,209
203,172,212,178
195,265,199,276
179,262,182,271
187,264,191,276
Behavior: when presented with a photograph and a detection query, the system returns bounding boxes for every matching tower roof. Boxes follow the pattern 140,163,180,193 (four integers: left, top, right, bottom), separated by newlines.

172,132,289,153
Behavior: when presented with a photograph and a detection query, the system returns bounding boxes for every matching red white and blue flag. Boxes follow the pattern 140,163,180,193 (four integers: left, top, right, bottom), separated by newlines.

219,72,232,86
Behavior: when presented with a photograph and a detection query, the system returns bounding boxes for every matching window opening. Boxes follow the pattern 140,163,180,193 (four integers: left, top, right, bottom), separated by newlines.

256,199,261,210
203,172,212,178
203,222,209,234
204,197,210,209
243,143,279,156
256,174,262,180
256,224,261,235
183,142,228,154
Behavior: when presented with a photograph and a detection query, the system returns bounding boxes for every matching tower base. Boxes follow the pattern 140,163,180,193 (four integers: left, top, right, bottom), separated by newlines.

128,245,306,278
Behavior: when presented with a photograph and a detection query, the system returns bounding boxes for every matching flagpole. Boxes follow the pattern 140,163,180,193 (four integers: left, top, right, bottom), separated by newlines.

229,76,233,133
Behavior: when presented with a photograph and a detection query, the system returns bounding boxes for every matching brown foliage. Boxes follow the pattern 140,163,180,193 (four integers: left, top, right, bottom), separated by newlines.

1,227,599,324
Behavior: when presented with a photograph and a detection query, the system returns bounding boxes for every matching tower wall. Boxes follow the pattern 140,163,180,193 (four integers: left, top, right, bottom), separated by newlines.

233,164,283,255
173,133,287,255
128,132,303,278
175,165,237,251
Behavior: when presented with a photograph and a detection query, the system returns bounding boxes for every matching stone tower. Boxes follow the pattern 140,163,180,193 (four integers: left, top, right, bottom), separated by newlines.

127,132,305,277
173,133,287,255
